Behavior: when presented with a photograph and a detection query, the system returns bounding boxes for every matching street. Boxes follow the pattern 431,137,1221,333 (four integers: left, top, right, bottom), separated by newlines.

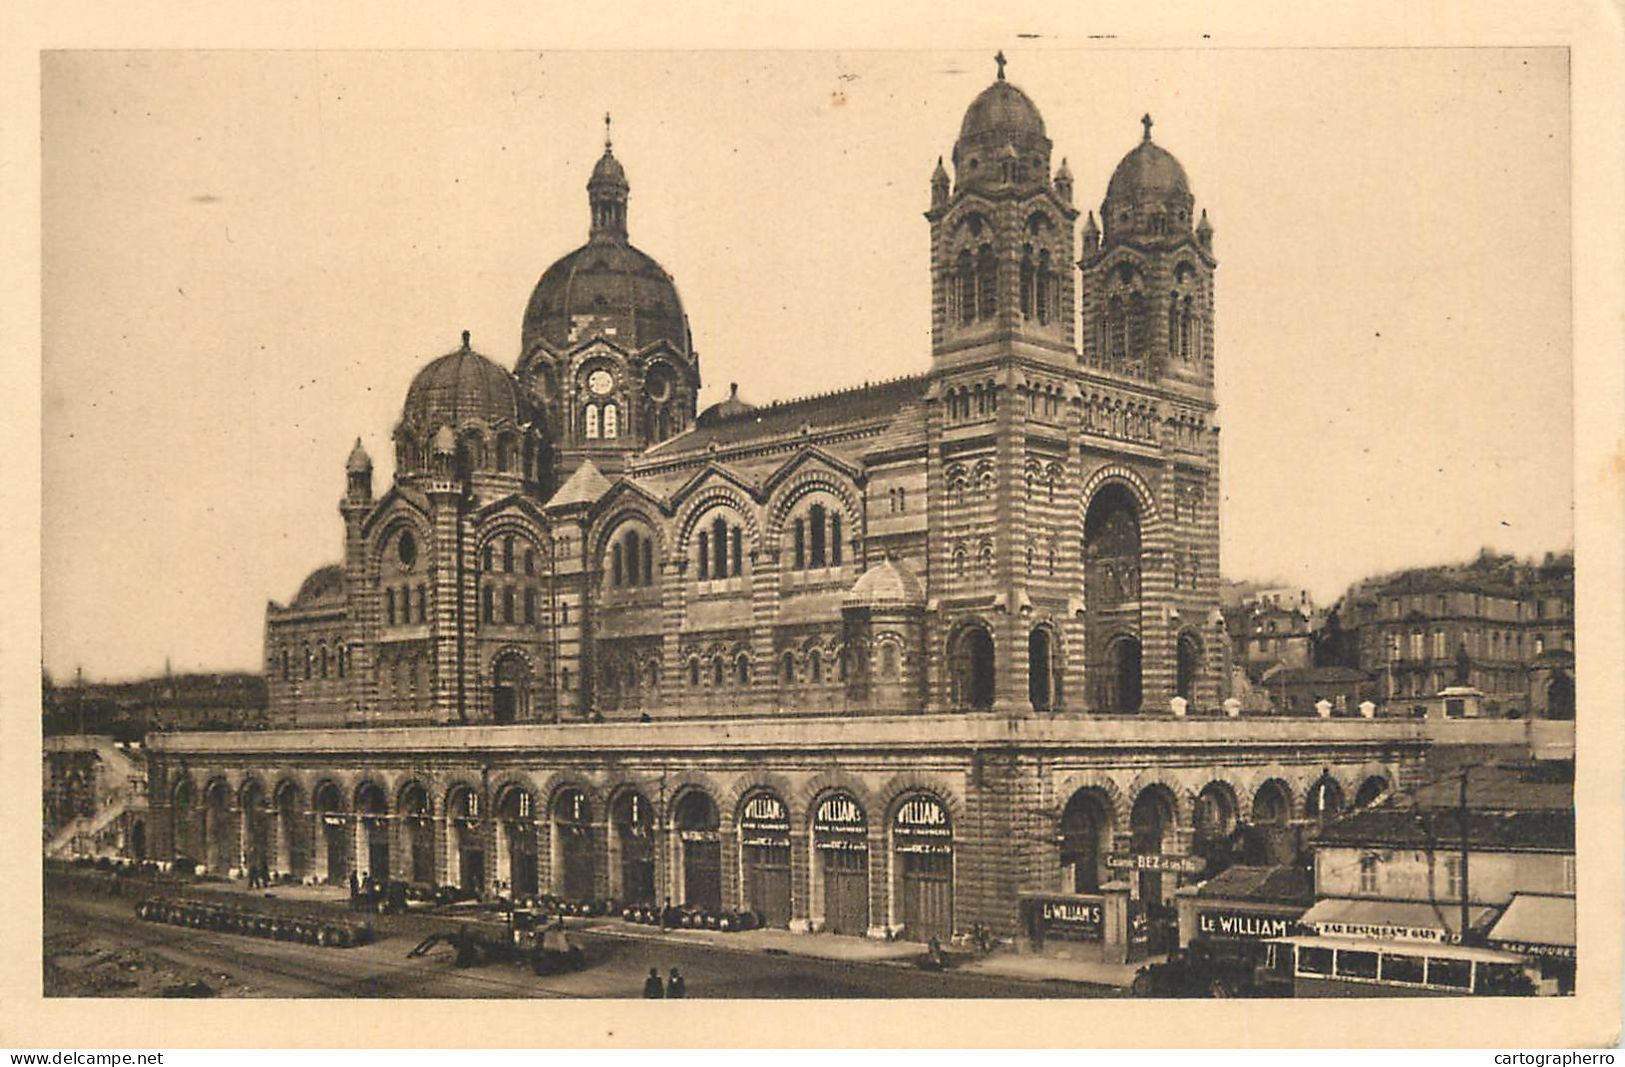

44,882,1117,999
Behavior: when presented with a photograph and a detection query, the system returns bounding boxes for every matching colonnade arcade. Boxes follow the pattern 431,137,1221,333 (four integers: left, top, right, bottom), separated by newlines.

157,759,1397,940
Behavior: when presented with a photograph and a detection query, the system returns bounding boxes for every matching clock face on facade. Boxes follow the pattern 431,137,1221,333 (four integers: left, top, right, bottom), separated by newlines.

587,369,615,396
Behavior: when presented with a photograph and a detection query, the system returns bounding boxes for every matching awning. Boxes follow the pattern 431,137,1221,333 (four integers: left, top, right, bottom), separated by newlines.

1487,894,1576,960
1298,897,1500,944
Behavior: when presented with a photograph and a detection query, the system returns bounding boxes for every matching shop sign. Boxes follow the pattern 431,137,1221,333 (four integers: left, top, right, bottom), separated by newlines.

814,794,868,837
1197,909,1300,940
1488,940,1575,961
1031,898,1104,941
740,794,790,837
895,842,952,854
1106,852,1205,874
1309,920,1446,943
894,795,951,836
678,829,720,843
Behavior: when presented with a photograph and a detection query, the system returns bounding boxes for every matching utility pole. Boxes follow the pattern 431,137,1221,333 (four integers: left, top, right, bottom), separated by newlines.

1458,767,1472,944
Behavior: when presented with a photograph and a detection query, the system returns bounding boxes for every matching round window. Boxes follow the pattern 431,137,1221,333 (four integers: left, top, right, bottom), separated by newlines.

397,530,417,569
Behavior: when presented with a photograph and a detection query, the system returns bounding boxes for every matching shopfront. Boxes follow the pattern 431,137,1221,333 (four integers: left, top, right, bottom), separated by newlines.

674,791,722,911
892,793,953,943
612,790,655,904
814,792,870,935
1175,864,1313,950
1022,893,1106,953
739,791,792,927
447,786,484,892
553,787,595,901
1486,892,1576,995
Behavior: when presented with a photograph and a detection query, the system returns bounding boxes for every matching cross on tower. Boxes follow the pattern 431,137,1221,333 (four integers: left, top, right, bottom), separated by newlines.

604,111,613,150
1141,113,1154,141
995,51,1006,80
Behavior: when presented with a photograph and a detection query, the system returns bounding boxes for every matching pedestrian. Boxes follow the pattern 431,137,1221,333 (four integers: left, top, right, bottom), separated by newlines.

659,896,672,932
667,967,686,999
642,966,665,999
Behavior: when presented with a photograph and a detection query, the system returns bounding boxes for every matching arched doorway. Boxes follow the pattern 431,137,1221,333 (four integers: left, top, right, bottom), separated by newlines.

399,783,434,884
274,781,305,877
739,791,792,927
950,623,995,710
673,792,722,911
1250,780,1295,866
813,791,870,936
1176,632,1203,701
170,779,194,861
1193,782,1239,874
1058,789,1111,893
1354,776,1389,809
356,783,389,882
495,786,538,899
552,788,596,900
446,786,484,892
611,791,655,905
240,780,269,877
130,818,146,860
312,782,348,884
1306,775,1345,822
1103,635,1143,712
491,654,529,724
892,793,953,943
203,780,232,875
1129,786,1175,907
1546,674,1575,719
1085,482,1143,710
1028,627,1056,711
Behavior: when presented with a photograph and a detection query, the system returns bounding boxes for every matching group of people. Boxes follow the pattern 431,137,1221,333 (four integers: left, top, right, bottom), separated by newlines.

244,856,272,889
643,966,687,998
347,870,386,912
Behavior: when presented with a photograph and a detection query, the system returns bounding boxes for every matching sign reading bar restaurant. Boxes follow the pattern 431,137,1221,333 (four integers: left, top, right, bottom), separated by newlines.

1106,852,1205,874
814,793,868,851
1197,909,1300,940
1310,920,1449,944
740,794,790,848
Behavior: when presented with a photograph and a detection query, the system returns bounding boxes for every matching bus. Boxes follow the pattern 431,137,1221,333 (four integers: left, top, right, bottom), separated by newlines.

1262,935,1537,997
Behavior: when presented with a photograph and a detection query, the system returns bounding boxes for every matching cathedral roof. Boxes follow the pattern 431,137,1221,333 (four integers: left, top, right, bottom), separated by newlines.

958,78,1047,144
400,334,525,433
646,375,929,457
1105,118,1192,202
546,458,614,509
291,564,345,607
521,240,689,357
846,557,925,608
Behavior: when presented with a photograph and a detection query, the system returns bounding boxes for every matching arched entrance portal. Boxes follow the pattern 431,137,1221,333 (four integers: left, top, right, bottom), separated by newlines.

1306,775,1345,822
813,792,870,936
1176,632,1203,701
240,781,269,877
553,788,595,900
170,779,194,862
1058,789,1111,893
356,783,389,882
611,791,656,905
1130,787,1175,907
950,623,995,710
312,782,348,884
399,784,434,884
274,782,305,877
1085,482,1144,710
892,793,953,943
491,654,529,724
739,791,792,927
1250,779,1296,866
674,792,722,911
1028,627,1056,711
1194,782,1239,873
202,780,232,875
495,786,538,899
1546,674,1575,719
446,786,484,893
130,818,147,860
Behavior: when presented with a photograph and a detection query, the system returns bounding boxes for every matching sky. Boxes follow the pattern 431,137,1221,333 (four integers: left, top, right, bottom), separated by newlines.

40,48,1572,680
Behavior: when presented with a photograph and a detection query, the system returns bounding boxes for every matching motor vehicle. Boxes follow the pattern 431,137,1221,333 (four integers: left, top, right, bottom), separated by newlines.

1129,938,1284,997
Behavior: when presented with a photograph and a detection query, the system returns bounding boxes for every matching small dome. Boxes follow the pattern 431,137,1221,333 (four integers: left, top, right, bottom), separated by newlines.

400,334,524,433
1105,117,1191,202
846,558,925,608
346,437,372,473
958,79,1047,144
292,564,345,607
696,382,756,426
590,148,627,188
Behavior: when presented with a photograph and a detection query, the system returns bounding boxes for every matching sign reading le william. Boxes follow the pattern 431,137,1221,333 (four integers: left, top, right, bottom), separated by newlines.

1106,852,1205,874
1197,910,1299,940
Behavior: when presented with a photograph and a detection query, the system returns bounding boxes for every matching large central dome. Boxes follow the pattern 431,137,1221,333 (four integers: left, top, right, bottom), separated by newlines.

520,139,692,360
949,56,1053,193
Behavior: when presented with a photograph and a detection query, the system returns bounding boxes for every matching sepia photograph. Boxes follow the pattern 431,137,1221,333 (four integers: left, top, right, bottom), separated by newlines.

14,16,1623,1049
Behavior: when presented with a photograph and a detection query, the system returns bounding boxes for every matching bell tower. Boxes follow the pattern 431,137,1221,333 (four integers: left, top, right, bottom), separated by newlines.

926,53,1078,369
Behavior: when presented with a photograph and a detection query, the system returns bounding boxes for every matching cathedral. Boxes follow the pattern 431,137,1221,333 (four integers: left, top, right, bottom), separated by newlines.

150,59,1422,952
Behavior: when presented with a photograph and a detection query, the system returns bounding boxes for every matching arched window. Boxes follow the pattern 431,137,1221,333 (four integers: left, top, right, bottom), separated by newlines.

953,545,967,579
1107,297,1127,362
1019,247,1034,318
503,536,514,573
976,244,997,320
809,504,827,567
697,530,709,579
687,657,701,687
612,542,624,586
524,588,536,624
502,587,515,624
731,527,743,577
281,649,290,680
303,646,312,679
1167,291,1179,355
584,404,601,439
482,544,494,572
1129,292,1148,362
603,403,619,439
831,512,843,565
879,641,899,679
524,550,536,576
712,516,728,578
1180,296,1194,360
736,653,750,685
642,536,654,584
386,588,397,625
809,649,823,683
1036,250,1052,325
956,250,975,326
979,540,994,574
336,644,346,678
712,656,725,687
781,651,796,683
481,585,494,624
417,584,428,622
624,531,640,585
319,645,329,678
793,518,806,569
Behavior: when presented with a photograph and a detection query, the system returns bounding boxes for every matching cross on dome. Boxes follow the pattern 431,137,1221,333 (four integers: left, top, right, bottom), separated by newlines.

604,111,613,150
1141,113,1154,141
995,51,1007,80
